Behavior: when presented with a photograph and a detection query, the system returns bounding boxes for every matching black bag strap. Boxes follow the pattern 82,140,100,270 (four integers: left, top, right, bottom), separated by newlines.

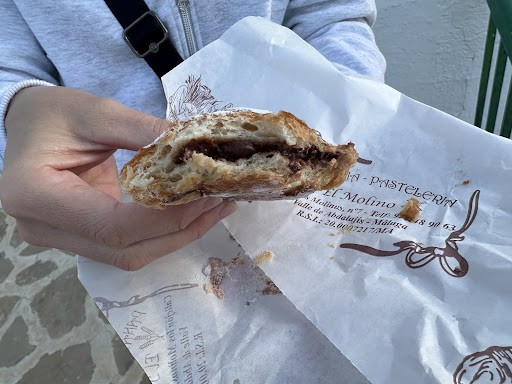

104,0,184,77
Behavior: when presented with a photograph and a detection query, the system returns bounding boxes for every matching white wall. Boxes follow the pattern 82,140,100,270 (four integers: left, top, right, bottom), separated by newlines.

373,0,490,124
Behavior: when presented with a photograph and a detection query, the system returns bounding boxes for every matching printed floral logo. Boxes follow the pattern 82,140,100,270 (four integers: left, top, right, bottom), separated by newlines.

167,75,233,122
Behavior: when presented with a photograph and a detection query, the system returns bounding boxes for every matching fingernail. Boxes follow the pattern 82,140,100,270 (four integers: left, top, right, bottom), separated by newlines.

219,201,238,220
203,197,224,211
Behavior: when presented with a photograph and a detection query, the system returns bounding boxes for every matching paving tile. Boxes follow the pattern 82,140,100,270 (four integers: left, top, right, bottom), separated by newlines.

0,252,14,284
17,343,94,384
31,268,87,338
9,226,24,248
96,307,109,325
0,206,147,383
0,316,36,367
0,295,20,328
15,260,58,286
19,245,51,256
0,210,7,239
111,334,135,376
140,373,152,384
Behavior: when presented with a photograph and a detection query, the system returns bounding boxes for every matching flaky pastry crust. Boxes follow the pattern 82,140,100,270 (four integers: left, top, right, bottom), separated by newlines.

119,110,358,209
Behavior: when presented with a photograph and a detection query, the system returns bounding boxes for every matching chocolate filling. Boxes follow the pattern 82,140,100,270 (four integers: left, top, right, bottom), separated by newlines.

178,138,340,172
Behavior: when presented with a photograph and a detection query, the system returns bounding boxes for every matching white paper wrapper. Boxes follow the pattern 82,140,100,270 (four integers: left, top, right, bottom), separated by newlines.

79,16,512,384
78,224,366,383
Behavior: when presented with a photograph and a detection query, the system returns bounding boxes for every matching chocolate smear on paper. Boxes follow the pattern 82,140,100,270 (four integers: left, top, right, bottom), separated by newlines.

203,257,246,299
203,256,282,299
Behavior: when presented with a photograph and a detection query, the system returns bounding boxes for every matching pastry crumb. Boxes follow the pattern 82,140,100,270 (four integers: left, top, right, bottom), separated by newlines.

203,282,225,299
329,233,335,236
337,227,353,235
328,243,335,248
399,198,420,222
204,282,214,294
463,180,471,185
254,251,274,265
330,256,335,260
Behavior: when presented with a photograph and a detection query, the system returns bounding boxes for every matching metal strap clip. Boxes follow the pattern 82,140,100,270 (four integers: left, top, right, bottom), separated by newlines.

122,11,169,58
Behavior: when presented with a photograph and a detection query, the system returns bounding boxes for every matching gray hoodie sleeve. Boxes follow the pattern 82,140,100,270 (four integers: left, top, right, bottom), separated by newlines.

0,0,59,171
283,0,386,82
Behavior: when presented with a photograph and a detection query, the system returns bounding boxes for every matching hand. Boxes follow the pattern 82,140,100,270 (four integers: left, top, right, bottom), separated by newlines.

0,86,237,271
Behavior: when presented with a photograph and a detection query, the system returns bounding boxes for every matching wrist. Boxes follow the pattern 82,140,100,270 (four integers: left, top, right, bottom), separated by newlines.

2,82,56,137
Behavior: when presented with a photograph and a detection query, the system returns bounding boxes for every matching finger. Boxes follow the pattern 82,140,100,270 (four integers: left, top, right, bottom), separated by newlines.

15,217,137,267
112,201,238,270
68,90,170,150
14,217,141,267
70,155,122,201
9,86,169,152
8,167,225,248
15,201,238,271
101,198,227,248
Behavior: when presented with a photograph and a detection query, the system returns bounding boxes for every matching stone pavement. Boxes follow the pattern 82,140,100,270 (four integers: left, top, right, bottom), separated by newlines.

0,210,151,383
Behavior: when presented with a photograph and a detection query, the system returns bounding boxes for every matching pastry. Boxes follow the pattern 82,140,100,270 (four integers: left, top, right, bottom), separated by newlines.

119,110,358,208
